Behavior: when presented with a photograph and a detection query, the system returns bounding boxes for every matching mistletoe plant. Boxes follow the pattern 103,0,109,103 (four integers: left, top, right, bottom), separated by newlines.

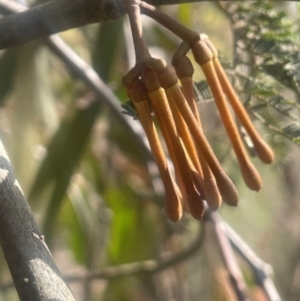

122,0,274,221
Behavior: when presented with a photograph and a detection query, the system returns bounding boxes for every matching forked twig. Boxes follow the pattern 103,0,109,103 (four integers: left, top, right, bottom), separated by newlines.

0,223,204,289
224,223,282,301
206,211,250,301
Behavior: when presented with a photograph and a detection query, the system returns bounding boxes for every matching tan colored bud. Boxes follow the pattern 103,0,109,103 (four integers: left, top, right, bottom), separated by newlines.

174,56,194,79
192,40,213,66
200,61,262,191
212,57,274,164
128,78,182,221
163,82,239,206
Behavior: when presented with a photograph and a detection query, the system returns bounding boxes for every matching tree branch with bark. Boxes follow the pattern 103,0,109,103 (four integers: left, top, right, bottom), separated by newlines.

0,141,76,301
1,0,297,50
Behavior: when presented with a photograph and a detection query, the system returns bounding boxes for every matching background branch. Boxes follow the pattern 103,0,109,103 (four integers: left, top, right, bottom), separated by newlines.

0,140,76,301
206,211,250,301
0,222,204,289
0,0,126,49
1,0,297,50
225,223,282,301
0,0,151,161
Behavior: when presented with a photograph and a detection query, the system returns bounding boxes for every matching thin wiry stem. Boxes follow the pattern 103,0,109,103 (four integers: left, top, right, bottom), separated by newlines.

0,223,204,289
206,211,250,301
224,223,282,301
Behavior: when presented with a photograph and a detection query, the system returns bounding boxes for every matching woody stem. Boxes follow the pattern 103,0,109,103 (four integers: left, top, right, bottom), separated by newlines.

140,1,199,44
126,1,150,63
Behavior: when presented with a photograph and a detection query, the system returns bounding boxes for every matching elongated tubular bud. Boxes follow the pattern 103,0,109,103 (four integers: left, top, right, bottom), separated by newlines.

193,42,262,191
165,76,221,210
167,86,204,179
128,78,182,221
180,137,205,197
206,41,274,164
174,56,221,210
154,105,187,203
139,64,184,192
154,105,204,217
154,65,238,206
173,57,204,178
142,68,204,219
169,89,221,210
175,56,202,124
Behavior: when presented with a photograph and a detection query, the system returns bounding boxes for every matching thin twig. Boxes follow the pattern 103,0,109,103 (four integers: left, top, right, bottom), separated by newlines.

224,223,282,301
126,1,151,62
140,1,199,42
206,210,250,301
0,223,204,289
47,35,152,159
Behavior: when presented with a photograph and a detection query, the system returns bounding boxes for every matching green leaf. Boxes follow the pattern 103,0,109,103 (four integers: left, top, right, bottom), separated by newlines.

29,98,101,239
0,50,17,105
121,100,138,119
106,183,157,264
194,80,213,101
282,122,300,138
92,18,124,82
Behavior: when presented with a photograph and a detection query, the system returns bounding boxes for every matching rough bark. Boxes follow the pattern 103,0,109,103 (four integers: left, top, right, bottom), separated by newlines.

0,0,288,50
0,140,76,301
0,0,126,49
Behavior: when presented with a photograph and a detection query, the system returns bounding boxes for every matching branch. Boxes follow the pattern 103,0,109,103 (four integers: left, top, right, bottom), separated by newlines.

0,222,204,289
206,211,281,300
67,222,204,282
0,140,76,301
0,0,126,49
1,0,294,50
206,211,250,301
224,223,282,301
46,34,152,159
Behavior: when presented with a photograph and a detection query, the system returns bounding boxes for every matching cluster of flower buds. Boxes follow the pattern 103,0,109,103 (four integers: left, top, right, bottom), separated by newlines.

122,1,274,221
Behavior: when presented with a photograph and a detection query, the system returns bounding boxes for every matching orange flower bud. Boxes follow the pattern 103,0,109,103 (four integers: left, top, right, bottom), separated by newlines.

155,66,238,205
142,68,204,219
212,56,274,164
174,57,222,210
203,38,274,164
174,56,201,124
192,40,213,66
127,78,182,221
200,60,262,191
